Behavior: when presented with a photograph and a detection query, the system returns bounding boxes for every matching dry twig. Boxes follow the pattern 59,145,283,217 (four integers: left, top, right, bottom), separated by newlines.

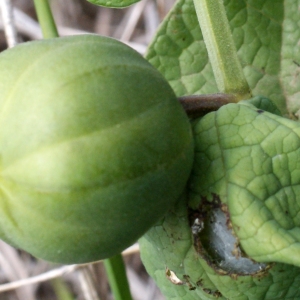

0,0,18,47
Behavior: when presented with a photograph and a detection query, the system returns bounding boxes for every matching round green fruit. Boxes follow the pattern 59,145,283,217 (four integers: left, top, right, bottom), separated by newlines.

0,35,194,264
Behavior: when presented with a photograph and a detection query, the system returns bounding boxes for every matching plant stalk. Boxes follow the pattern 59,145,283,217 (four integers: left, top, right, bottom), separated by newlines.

33,0,58,38
104,254,133,300
178,93,234,118
193,0,250,101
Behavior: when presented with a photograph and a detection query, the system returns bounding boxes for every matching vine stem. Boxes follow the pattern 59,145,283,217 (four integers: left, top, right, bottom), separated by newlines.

193,0,251,101
33,0,58,38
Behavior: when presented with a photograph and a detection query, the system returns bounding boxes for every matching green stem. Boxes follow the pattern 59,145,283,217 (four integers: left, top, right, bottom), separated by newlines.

193,0,250,101
33,0,59,38
104,254,133,300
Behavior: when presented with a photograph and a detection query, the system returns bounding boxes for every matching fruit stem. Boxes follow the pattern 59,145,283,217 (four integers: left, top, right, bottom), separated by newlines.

178,93,233,118
103,254,133,300
193,0,251,101
33,0,59,39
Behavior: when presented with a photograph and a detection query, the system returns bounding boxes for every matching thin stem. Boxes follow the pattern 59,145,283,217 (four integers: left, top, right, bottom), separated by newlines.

33,0,58,39
193,0,250,101
178,93,233,118
103,254,133,300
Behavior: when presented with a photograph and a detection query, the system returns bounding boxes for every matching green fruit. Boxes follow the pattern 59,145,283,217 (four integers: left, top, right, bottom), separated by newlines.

140,98,300,299
0,34,194,264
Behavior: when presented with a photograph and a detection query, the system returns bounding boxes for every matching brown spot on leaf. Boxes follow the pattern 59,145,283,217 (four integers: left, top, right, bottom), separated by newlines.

189,194,271,277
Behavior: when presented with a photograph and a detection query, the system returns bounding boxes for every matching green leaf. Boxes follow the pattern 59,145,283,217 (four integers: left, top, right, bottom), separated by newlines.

145,0,300,117
86,0,139,8
189,101,300,267
140,0,300,297
240,96,282,116
140,193,300,300
280,0,300,119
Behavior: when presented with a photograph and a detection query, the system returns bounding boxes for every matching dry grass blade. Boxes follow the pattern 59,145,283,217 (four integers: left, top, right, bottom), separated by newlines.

0,263,79,294
12,7,42,39
0,244,140,292
0,0,18,47
119,0,148,42
77,267,101,300
0,241,36,300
